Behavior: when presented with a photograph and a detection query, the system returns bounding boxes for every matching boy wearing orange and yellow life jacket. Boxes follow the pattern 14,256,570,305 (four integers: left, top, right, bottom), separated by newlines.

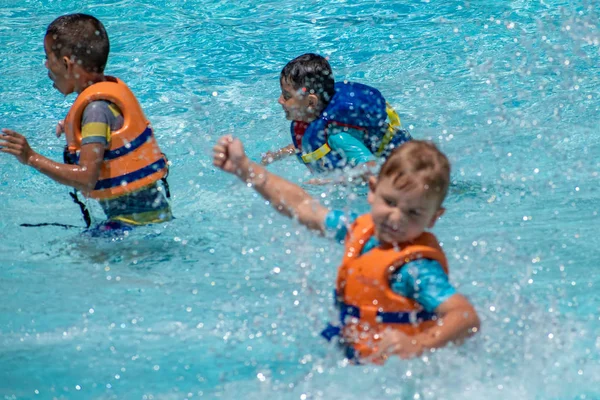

213,136,479,363
1,14,171,233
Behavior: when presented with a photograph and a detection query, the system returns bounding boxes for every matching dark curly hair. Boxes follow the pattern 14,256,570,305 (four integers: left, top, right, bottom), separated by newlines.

280,53,335,106
46,14,109,73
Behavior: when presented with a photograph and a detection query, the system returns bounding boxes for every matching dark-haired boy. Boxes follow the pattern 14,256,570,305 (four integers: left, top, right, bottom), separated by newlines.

1,14,171,231
262,53,411,176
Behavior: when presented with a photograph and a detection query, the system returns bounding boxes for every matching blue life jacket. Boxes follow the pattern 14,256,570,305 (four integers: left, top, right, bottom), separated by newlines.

290,81,411,173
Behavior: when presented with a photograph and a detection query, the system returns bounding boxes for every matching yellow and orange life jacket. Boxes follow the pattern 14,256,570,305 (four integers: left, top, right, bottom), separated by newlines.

64,77,168,200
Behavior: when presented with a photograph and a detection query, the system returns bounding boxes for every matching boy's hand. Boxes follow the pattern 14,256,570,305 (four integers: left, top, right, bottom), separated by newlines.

0,129,35,165
305,177,332,185
56,120,65,138
367,329,425,363
213,135,249,177
260,151,277,165
260,144,295,165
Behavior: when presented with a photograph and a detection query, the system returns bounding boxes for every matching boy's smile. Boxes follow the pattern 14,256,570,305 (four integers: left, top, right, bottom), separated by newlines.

367,176,445,245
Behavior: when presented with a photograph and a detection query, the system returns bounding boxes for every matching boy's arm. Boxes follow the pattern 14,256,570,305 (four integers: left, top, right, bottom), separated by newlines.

261,144,295,165
418,294,480,348
213,135,328,232
370,294,480,361
368,259,479,361
414,294,479,353
0,128,104,192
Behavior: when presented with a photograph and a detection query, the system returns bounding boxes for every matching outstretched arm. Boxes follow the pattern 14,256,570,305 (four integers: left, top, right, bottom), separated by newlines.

0,128,104,192
261,144,296,165
213,135,328,232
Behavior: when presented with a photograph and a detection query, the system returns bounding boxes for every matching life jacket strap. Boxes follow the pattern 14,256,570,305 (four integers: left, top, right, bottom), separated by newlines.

301,143,331,163
69,190,92,228
63,145,92,228
160,153,171,199
377,103,403,156
338,300,435,325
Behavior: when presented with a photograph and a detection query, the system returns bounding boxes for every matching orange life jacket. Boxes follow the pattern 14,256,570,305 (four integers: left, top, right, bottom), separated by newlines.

335,213,449,360
63,77,168,200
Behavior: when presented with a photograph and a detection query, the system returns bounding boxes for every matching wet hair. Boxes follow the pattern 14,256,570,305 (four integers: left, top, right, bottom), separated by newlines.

379,140,451,207
280,53,335,106
46,14,109,74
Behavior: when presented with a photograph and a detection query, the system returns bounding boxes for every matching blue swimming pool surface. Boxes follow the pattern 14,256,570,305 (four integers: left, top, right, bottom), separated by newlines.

1,0,599,399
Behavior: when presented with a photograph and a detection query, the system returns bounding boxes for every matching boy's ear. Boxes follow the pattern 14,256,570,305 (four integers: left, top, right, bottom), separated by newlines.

427,207,445,229
367,176,377,205
62,55,72,72
307,93,319,109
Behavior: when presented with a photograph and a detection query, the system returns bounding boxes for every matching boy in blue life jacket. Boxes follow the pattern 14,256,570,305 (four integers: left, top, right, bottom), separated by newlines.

0,14,171,233
215,135,479,364
261,53,411,178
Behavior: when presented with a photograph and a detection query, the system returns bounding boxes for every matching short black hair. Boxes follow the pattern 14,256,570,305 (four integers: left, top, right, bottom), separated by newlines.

280,53,335,106
46,14,109,74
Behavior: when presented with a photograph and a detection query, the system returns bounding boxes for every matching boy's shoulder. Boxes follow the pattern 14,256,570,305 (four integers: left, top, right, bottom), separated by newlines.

326,81,386,120
324,210,361,241
76,77,142,113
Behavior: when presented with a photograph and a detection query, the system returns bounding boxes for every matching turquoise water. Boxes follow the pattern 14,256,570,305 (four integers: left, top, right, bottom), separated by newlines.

1,0,599,399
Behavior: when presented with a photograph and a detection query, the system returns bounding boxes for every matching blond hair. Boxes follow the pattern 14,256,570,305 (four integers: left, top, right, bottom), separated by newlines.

379,140,451,207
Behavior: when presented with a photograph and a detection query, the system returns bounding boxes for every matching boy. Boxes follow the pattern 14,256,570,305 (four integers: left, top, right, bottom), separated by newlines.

214,135,479,363
261,53,412,177
0,14,171,232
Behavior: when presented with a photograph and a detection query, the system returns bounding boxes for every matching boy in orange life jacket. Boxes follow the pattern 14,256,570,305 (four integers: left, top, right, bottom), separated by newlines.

0,14,171,232
213,135,480,363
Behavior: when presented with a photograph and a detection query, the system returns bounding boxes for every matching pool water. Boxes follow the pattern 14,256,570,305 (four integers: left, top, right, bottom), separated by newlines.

1,0,599,399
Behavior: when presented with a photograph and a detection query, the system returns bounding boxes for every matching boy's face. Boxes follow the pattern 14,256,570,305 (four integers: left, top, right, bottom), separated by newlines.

367,176,445,245
44,35,75,95
278,78,319,122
